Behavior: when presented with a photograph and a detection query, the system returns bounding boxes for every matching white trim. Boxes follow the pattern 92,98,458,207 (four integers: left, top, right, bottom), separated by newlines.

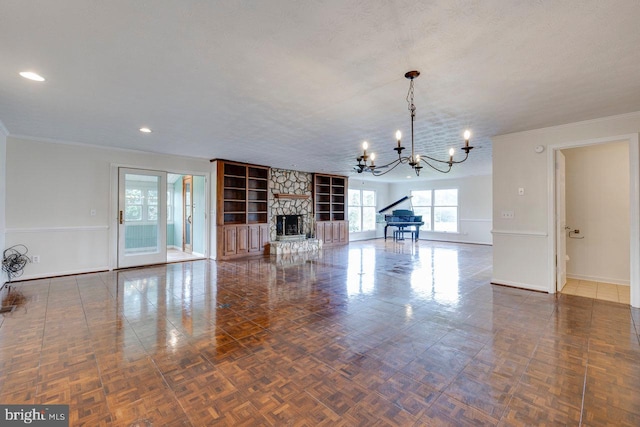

420,237,491,246
6,226,109,233
547,132,639,307
10,134,207,161
567,274,630,286
491,278,549,293
494,111,640,140
491,230,548,237
10,266,111,283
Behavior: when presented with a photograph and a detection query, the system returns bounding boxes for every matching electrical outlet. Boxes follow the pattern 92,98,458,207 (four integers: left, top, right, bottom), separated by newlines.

32,255,40,263
501,211,514,219
518,187,525,196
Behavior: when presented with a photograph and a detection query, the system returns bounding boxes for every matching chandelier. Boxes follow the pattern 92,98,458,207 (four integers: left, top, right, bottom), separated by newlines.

355,70,473,176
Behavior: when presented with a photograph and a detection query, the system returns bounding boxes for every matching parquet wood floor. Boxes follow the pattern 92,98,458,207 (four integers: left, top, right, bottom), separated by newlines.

1,240,639,426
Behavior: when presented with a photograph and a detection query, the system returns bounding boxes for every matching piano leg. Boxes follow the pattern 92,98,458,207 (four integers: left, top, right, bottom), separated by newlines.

384,225,389,240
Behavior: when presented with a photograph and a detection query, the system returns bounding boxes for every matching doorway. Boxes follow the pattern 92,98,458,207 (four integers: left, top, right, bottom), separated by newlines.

117,168,167,268
549,134,640,307
166,173,206,262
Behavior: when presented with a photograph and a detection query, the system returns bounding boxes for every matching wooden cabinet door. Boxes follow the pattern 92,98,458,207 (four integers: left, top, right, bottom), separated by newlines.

338,221,348,243
236,226,249,254
248,225,260,252
315,222,323,242
323,221,333,243
223,226,237,256
259,224,269,250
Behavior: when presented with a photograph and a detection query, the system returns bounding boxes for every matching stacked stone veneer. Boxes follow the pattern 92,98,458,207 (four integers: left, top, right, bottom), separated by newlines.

269,168,314,241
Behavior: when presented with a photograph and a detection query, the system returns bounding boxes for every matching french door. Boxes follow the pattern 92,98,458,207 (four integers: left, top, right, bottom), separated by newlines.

118,168,167,268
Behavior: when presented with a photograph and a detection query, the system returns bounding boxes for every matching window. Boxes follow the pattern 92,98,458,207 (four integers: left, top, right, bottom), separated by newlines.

125,189,143,221
411,189,458,232
348,189,377,232
124,182,162,222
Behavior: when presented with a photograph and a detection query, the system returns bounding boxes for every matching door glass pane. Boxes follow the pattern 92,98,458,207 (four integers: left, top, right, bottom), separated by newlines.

185,182,192,245
124,173,161,255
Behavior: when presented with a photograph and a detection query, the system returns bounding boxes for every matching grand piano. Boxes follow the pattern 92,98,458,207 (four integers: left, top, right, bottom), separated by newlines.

379,196,425,241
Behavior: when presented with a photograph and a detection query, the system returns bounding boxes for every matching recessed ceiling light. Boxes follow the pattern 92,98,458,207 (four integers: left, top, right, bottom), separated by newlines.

139,127,152,133
406,176,412,179
19,71,45,82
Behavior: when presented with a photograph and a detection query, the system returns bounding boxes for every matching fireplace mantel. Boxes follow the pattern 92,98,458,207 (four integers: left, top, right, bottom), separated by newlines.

273,193,310,200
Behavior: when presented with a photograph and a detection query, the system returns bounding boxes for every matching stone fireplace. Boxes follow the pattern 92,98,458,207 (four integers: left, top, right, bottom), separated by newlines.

268,168,321,255
276,214,304,240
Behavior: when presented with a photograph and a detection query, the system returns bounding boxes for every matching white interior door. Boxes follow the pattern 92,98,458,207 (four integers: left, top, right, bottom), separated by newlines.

556,150,567,290
118,168,167,268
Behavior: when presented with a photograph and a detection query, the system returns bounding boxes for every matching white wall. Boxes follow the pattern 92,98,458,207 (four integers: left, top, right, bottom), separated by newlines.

564,142,630,285
348,178,391,241
388,175,493,245
0,121,7,266
492,112,640,307
5,136,210,279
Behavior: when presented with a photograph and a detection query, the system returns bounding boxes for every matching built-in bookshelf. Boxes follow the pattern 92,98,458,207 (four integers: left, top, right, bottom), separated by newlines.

313,174,346,222
219,162,269,225
313,173,348,246
213,160,270,259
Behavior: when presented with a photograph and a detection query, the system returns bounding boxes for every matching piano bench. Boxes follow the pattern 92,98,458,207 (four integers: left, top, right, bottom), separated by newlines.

393,229,416,241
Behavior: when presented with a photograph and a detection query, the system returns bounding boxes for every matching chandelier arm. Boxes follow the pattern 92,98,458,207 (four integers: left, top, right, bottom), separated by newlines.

450,151,470,164
371,158,406,176
419,159,453,173
416,154,454,165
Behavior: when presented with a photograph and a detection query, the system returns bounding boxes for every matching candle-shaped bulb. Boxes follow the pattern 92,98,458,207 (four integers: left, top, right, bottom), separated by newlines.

395,130,402,146
415,154,420,163
463,130,471,146
362,141,368,151
449,148,454,162
370,153,376,166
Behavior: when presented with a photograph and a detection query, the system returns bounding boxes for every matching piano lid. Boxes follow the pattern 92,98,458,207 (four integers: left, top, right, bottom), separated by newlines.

378,195,413,213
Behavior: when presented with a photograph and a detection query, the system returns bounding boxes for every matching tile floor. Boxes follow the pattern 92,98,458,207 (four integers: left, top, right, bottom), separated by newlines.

561,278,631,304
1,240,639,426
167,248,203,263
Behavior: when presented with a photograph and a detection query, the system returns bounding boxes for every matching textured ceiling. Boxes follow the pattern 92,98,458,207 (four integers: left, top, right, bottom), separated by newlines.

1,1,640,182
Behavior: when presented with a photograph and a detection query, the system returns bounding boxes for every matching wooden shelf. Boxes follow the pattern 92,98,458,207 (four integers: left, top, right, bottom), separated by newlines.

274,193,310,200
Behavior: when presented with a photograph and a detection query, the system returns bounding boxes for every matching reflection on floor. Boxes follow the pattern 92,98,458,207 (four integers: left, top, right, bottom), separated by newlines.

167,248,202,263
561,278,631,304
1,240,639,426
